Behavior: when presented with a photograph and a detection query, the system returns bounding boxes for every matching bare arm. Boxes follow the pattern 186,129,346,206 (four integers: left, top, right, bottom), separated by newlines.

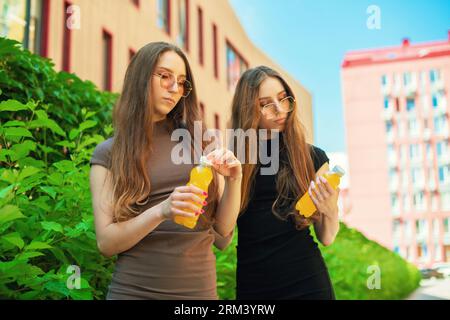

90,165,203,257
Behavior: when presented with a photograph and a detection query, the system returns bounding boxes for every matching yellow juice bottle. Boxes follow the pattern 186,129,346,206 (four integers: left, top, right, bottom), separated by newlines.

295,165,345,218
174,156,213,229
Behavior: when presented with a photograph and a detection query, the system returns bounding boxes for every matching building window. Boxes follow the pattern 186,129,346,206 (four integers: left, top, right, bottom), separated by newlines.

432,94,438,108
444,218,450,234
212,23,218,79
383,97,390,109
102,29,113,91
406,98,415,112
226,41,248,91
62,1,72,72
438,165,450,183
199,102,205,120
381,74,387,86
131,0,140,8
430,69,441,83
214,113,220,130
129,48,136,62
197,6,204,65
177,0,189,51
403,72,412,86
157,0,171,35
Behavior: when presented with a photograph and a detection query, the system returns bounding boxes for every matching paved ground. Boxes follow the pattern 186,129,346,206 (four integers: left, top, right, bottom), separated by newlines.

407,278,450,300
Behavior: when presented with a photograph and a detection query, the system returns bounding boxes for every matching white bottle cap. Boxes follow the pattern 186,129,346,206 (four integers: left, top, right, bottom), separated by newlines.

200,155,212,167
331,165,345,177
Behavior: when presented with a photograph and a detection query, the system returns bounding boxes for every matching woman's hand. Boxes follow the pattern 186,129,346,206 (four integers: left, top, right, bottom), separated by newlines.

160,185,207,220
206,149,242,181
309,175,340,220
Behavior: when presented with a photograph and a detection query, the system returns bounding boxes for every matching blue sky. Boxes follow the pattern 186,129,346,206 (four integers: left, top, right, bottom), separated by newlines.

229,0,450,153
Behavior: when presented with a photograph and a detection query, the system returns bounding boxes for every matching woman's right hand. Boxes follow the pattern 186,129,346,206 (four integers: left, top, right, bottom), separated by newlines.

159,185,207,221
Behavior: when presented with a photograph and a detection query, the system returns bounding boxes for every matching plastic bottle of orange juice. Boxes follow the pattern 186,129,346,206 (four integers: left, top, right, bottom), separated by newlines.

295,165,345,218
174,156,213,229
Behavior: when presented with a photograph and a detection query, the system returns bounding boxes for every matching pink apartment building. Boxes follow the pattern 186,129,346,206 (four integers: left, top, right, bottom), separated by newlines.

341,32,450,268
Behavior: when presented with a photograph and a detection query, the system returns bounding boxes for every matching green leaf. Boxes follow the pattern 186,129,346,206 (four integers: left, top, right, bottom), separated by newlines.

0,184,14,199
0,205,25,225
16,251,44,260
41,221,63,233
3,232,25,249
78,120,97,132
39,186,57,199
29,117,66,137
25,241,53,251
17,166,41,181
55,140,76,149
69,129,80,141
3,120,26,127
47,172,64,186
11,140,37,160
3,127,33,139
0,99,31,112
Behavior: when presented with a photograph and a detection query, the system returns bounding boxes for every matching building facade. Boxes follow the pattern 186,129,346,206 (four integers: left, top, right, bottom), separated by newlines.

341,33,450,268
0,0,314,141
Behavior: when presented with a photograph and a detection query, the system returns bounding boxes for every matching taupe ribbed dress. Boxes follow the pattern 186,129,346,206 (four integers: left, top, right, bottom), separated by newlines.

90,119,231,300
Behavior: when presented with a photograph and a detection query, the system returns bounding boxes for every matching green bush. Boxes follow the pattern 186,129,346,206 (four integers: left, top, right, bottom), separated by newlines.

317,223,421,300
0,99,115,299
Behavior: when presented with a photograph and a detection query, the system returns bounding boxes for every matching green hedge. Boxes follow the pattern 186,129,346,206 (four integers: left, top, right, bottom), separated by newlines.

0,37,420,300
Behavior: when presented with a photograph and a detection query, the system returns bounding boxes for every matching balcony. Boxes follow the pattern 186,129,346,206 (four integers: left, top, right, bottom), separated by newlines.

404,81,418,98
413,178,426,191
428,179,437,191
381,84,392,96
437,152,450,165
430,79,444,92
382,108,394,121
388,154,398,167
433,100,448,116
389,178,399,192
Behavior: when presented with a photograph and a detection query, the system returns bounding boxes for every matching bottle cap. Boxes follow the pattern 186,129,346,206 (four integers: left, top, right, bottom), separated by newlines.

331,165,345,177
200,155,212,167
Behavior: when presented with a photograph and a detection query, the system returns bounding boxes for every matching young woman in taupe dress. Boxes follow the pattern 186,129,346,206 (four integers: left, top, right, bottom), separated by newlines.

89,42,242,300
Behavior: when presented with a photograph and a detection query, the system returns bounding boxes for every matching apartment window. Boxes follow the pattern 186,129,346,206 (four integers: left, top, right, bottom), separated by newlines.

443,192,450,211
438,165,449,184
433,219,440,237
62,1,72,72
413,191,425,210
432,94,438,108
226,41,248,91
434,116,448,134
212,24,218,79
430,69,441,83
102,29,113,91
157,0,171,35
381,75,387,86
177,0,189,51
393,219,401,236
40,0,51,57
197,7,204,65
214,113,220,130
409,144,420,159
408,118,419,136
406,98,415,112
435,244,442,261
444,218,450,234
383,97,390,109
431,194,439,212
403,72,412,86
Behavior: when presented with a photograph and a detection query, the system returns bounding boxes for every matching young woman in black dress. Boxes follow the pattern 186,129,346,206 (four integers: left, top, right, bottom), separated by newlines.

230,66,341,300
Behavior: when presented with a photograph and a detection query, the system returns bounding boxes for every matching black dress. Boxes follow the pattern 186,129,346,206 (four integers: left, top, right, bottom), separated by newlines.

236,134,335,300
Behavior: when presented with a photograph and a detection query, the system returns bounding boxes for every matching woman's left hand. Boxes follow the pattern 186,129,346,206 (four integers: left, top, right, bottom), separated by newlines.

309,175,340,220
206,149,242,181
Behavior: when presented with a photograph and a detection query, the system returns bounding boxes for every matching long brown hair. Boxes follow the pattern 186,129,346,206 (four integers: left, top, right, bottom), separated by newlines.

110,41,219,223
231,65,319,229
